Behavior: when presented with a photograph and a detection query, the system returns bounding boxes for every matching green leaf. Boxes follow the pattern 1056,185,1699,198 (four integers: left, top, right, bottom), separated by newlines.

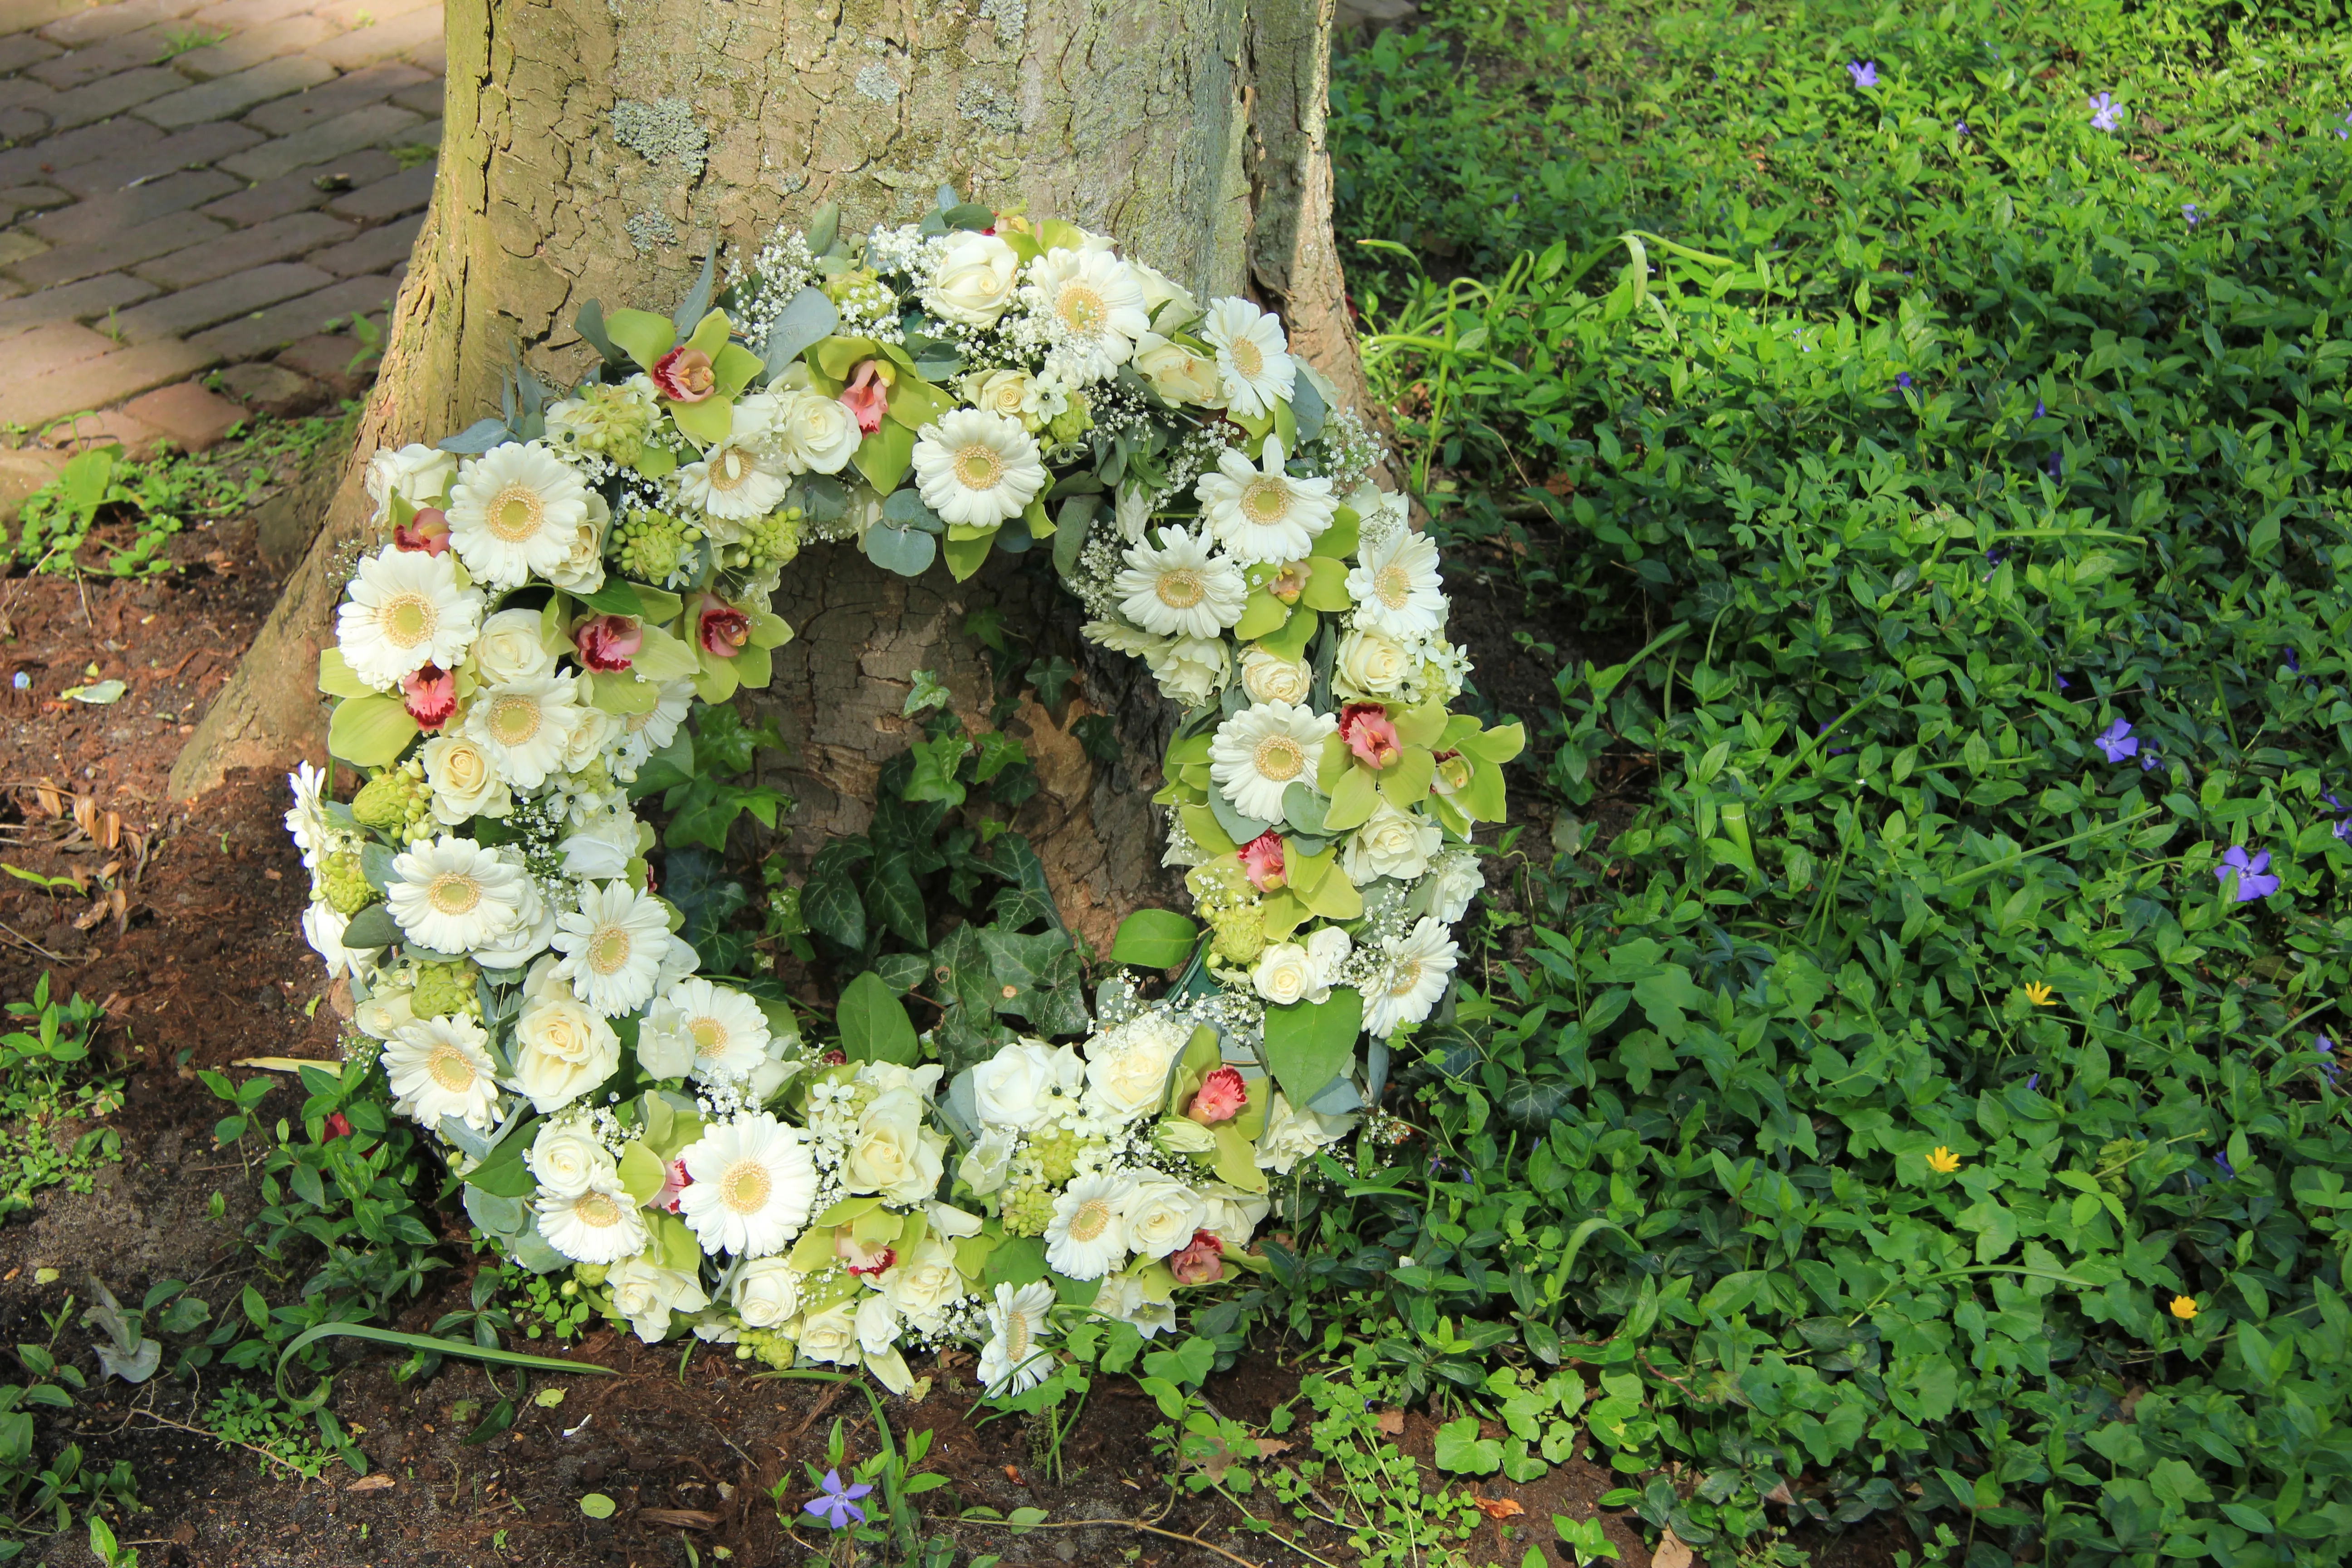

602,308,675,369
1261,987,1361,1102
579,1493,617,1519
838,971,920,1065
1433,1415,1503,1475
327,693,419,768
1109,910,1200,968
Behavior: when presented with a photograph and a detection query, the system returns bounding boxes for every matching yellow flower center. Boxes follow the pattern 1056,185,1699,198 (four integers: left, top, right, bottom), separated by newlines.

1003,1310,1032,1362
426,1042,477,1092
488,695,540,747
1375,563,1414,610
427,872,482,916
709,447,755,491
1251,733,1305,783
1067,1198,1112,1244
488,485,546,543
588,926,632,975
382,591,437,648
1156,568,1205,609
1388,959,1424,997
1240,475,1291,525
955,441,1006,491
690,1017,730,1058
574,1190,622,1229
720,1157,773,1215
1229,336,1264,380
1057,282,1105,335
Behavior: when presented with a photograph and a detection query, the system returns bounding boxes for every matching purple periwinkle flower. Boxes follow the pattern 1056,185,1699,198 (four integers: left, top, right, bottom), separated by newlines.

1897,372,1915,391
2141,751,2161,772
2057,673,2071,691
2027,1073,2041,1092
2089,93,2122,132
2095,720,2139,762
2334,818,2352,843
2319,1035,2341,1083
2048,452,2064,480
2216,846,2279,902
2324,790,2342,809
2034,399,2047,419
1955,119,1969,136
2213,1152,2234,1178
1848,59,1879,89
2337,111,2351,141
2184,204,2200,225
2283,648,2301,673
804,1469,872,1530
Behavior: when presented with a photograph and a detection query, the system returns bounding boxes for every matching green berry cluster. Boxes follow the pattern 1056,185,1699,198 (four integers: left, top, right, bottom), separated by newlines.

350,761,433,843
734,1328,797,1370
1187,862,1268,965
410,958,482,1020
610,506,701,584
1045,389,1094,450
1000,1180,1056,1238
317,849,379,915
734,505,803,571
1024,1125,1087,1186
548,380,654,464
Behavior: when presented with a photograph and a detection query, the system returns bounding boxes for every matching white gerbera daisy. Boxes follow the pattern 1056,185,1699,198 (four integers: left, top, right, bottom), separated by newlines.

1199,297,1298,420
1045,1170,1135,1281
384,835,530,955
1082,618,1176,661
460,673,585,792
302,901,355,980
1023,247,1150,383
675,1112,818,1257
382,1014,502,1131
1114,527,1248,639
446,441,593,590
535,1176,650,1265
676,441,791,525
1209,701,1338,822
1365,916,1460,1038
647,979,772,1084
911,409,1047,528
977,1281,1057,1395
1347,528,1447,639
285,761,333,867
335,544,485,691
1195,436,1335,565
550,879,672,1016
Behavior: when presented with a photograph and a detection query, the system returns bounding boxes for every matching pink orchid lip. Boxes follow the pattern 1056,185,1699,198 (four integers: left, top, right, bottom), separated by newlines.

394,507,451,555
1169,1229,1225,1285
654,1158,690,1214
1185,1065,1248,1126
1340,702,1402,770
840,360,888,434
402,663,457,729
695,594,751,659
1239,829,1286,892
573,613,643,672
652,345,716,402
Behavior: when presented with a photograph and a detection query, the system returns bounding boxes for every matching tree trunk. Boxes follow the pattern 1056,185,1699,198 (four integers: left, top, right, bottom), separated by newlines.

170,0,1367,946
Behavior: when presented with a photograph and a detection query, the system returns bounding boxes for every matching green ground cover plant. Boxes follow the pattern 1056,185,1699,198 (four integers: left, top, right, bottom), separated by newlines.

1314,0,2352,1563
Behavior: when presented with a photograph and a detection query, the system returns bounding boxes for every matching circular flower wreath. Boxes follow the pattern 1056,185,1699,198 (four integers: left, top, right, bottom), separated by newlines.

284,195,1522,1396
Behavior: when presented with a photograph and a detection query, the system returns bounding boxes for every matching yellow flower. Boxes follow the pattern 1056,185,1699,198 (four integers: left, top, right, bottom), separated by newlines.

1927,1147,1962,1173
2023,982,2055,1007
2170,1294,2199,1322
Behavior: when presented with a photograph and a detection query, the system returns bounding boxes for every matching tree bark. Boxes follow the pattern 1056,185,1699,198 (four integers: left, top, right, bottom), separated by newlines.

171,0,1367,945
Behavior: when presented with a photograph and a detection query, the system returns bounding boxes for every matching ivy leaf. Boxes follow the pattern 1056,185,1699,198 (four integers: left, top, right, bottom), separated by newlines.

800,839,872,950
838,971,920,1065
1027,655,1076,707
904,732,971,807
863,849,929,948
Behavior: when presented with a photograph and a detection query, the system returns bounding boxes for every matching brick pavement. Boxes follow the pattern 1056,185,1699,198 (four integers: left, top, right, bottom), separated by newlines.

0,0,440,451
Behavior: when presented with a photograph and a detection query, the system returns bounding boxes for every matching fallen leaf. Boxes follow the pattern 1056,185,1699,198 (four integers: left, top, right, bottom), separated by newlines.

1763,1480,1797,1505
1254,1438,1293,1459
639,1509,720,1529
1653,1526,1695,1568
1375,1408,1406,1436
1004,1465,1023,1484
1472,1496,1524,1522
346,1474,394,1493
60,680,126,705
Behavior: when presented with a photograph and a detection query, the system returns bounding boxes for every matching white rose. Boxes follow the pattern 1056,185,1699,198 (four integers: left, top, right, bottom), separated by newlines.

525,1117,611,1198
470,878,553,970
1084,1014,1190,1122
730,1259,803,1328
1197,1182,1271,1250
923,230,1021,326
302,902,356,981
843,1087,948,1206
1251,943,1323,1007
775,389,862,475
608,1252,709,1343
544,495,608,592
1343,799,1442,885
1147,634,1228,705
959,1127,1016,1196
882,1235,967,1329
794,1302,859,1365
1132,263,1200,330
470,608,556,685
1132,332,1224,407
353,986,414,1040
421,734,511,825
1256,1093,1356,1175
365,443,456,520
959,368,1039,426
1304,926,1352,987
561,813,639,881
1429,850,1482,923
972,1039,1079,1130
1091,1270,1175,1339
1240,647,1313,706
509,992,620,1112
1122,1176,1208,1259
1335,627,1411,698
564,705,621,771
